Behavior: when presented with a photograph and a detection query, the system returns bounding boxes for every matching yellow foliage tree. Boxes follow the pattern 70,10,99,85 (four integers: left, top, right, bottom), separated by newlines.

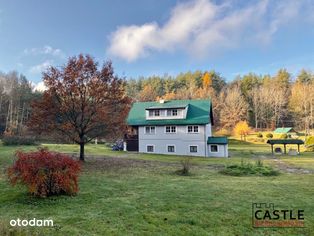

233,121,250,141
202,72,212,88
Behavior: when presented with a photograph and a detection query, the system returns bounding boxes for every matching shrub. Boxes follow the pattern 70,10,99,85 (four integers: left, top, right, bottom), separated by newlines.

305,136,314,152
176,156,193,176
2,135,36,146
7,149,81,197
280,134,288,139
266,133,273,138
219,159,279,176
257,133,263,138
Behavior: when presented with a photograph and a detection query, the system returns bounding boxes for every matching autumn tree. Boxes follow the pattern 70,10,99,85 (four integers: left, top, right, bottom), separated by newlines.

29,54,130,161
234,121,250,141
138,84,158,101
219,85,248,129
289,82,314,134
202,72,212,88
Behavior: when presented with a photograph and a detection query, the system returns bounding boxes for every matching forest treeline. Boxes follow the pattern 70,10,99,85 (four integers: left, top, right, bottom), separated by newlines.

126,69,314,133
1,68,314,136
0,71,41,135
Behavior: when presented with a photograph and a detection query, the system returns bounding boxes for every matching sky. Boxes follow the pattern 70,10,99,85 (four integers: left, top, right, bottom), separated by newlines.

1,0,314,88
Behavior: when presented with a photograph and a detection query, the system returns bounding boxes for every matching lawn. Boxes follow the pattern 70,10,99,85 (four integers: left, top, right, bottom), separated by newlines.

0,140,313,235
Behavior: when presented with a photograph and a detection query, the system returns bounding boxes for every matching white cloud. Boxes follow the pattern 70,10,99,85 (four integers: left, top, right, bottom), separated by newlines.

24,45,65,59
32,81,47,92
29,60,53,74
107,0,313,61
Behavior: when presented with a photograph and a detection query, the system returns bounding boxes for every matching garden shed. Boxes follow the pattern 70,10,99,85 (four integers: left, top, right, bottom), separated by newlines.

274,127,296,134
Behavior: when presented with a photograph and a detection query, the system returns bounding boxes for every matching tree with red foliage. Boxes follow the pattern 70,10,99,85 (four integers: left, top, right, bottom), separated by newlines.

8,149,81,197
28,54,130,161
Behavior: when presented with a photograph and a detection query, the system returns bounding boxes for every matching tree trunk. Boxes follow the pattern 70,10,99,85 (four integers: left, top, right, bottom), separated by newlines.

79,142,85,161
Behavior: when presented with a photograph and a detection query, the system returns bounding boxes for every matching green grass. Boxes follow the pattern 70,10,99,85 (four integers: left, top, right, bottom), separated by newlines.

0,139,313,235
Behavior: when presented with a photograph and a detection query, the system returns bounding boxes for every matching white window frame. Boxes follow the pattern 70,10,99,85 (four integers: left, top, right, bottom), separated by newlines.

154,110,160,116
187,125,200,134
165,126,177,134
172,109,178,116
189,145,198,153
167,145,176,153
146,145,155,153
210,144,219,153
144,126,156,135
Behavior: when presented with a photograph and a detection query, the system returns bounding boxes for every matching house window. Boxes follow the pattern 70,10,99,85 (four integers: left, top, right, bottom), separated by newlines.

166,109,178,116
165,126,176,133
147,145,154,152
190,145,198,153
187,125,199,133
167,145,175,153
210,145,218,152
154,110,160,116
145,126,156,134
149,110,154,116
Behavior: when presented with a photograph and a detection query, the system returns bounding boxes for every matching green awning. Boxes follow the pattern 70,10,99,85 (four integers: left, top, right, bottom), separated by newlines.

207,137,228,145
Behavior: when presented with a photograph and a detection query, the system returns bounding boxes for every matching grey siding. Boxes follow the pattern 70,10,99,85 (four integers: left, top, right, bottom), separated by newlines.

139,125,210,157
208,144,228,157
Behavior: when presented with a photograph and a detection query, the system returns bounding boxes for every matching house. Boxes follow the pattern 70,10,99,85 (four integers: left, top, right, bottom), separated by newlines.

124,99,228,157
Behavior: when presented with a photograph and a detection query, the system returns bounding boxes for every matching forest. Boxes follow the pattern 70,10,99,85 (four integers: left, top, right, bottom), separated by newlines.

126,69,314,134
0,71,40,136
0,68,314,137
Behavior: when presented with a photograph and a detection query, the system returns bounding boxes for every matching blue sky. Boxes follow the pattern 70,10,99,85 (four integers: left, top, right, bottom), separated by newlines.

1,0,314,87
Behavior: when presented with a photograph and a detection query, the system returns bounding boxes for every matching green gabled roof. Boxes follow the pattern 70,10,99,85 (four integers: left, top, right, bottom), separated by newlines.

267,139,304,145
127,99,213,126
274,127,296,133
207,137,228,145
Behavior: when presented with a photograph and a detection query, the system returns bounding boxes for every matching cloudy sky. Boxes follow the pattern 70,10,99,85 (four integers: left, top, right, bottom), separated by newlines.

1,0,314,84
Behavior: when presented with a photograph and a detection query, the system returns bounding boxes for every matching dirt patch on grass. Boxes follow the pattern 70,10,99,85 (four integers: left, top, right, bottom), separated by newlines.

272,159,314,174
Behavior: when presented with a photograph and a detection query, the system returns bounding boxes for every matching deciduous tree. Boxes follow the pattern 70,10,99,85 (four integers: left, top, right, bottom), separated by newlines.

29,54,130,161
233,121,250,141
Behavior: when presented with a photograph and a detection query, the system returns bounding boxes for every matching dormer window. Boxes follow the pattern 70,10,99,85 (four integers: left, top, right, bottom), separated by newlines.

166,109,178,116
146,105,187,120
149,110,160,117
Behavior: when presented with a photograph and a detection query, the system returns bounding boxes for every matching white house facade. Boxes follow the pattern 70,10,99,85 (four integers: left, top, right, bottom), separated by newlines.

125,99,228,157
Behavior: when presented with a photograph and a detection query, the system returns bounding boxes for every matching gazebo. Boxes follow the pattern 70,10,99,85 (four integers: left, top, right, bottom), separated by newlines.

266,139,304,155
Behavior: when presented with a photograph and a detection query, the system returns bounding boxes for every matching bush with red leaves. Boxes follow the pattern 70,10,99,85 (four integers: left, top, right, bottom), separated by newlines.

7,149,81,197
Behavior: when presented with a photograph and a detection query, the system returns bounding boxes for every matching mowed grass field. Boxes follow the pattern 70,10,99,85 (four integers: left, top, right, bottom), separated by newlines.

0,140,313,235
